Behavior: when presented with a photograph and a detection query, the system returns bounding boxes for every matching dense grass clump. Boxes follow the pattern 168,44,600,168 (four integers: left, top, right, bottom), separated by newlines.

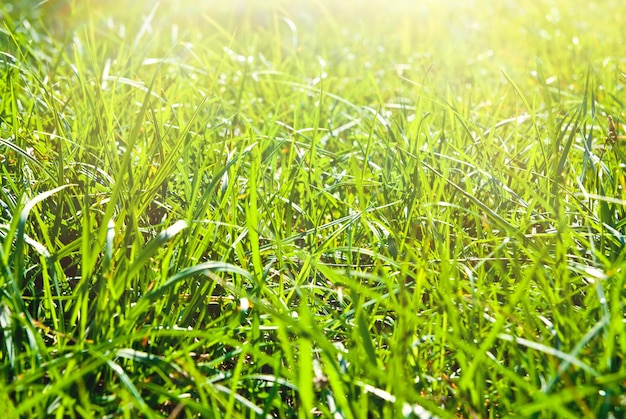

1,0,625,417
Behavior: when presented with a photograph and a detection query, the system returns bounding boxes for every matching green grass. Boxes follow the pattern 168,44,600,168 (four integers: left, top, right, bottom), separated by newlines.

1,0,625,417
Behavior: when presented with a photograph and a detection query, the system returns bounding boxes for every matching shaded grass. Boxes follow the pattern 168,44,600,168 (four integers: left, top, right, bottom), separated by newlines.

1,0,626,417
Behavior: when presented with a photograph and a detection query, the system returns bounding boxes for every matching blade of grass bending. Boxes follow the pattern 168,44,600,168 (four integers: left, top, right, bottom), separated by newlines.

10,184,75,291
214,383,270,418
148,261,251,299
127,261,252,322
21,232,63,333
0,137,53,179
497,334,601,377
115,348,189,386
126,220,188,280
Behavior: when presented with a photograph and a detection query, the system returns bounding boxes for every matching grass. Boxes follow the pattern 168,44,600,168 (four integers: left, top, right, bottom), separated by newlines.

1,0,625,417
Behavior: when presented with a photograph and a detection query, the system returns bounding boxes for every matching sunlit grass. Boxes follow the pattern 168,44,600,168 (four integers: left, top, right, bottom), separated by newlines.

1,0,625,417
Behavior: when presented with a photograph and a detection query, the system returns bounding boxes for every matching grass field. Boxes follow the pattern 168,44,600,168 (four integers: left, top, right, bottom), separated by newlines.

1,0,625,417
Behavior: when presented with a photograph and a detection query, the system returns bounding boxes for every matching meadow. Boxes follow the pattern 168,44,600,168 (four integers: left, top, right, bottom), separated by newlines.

1,0,625,417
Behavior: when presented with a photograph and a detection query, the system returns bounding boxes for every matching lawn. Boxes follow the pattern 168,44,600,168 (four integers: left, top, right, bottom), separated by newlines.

1,0,625,417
